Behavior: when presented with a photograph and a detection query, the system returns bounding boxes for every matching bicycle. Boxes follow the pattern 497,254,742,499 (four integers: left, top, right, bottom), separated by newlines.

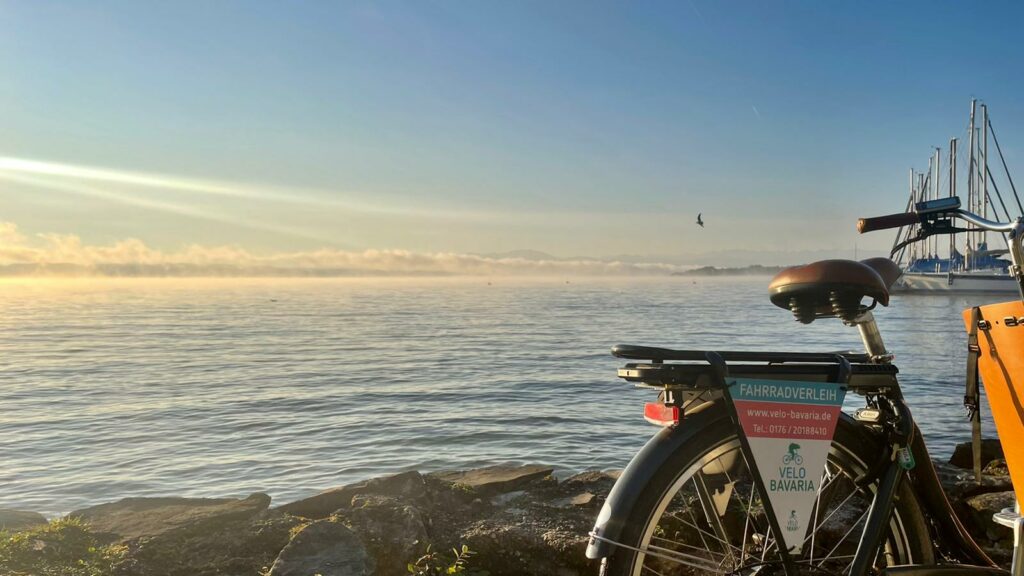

782,444,803,466
586,195,1024,576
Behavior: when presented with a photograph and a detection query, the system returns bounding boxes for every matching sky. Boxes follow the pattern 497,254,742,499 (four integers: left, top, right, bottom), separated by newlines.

3,1,1024,274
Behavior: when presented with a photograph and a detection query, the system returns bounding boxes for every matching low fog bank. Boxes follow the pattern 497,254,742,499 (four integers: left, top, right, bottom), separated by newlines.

0,261,687,278
0,223,686,277
0,222,873,278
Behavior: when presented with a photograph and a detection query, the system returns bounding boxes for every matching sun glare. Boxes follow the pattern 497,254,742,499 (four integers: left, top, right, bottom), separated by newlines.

0,171,341,246
0,156,497,221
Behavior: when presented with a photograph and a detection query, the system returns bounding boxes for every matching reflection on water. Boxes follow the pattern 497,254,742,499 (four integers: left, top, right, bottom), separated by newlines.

0,277,1010,516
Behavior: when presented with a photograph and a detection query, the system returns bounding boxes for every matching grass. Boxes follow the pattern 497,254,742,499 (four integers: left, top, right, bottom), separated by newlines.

407,544,488,576
0,518,124,576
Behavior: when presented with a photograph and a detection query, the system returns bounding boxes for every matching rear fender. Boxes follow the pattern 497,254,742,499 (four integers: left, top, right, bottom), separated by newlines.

586,404,729,559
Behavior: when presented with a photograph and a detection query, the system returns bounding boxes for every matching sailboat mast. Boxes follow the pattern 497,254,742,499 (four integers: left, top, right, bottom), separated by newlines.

967,99,976,269
982,103,989,252
950,137,957,266
926,154,933,257
934,147,941,257
910,169,918,263
921,161,929,259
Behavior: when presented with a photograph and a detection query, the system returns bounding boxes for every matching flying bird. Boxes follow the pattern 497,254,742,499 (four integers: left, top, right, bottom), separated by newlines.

696,213,704,228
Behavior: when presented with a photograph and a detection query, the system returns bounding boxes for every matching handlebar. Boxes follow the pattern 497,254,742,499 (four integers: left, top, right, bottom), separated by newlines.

954,210,1021,233
857,197,1024,300
857,212,921,234
857,207,1020,235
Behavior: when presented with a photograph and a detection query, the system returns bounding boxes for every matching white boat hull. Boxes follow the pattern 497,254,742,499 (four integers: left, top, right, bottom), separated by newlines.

895,272,1020,293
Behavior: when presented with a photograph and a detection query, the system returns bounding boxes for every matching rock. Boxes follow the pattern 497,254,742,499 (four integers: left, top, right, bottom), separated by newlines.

491,490,527,506
527,470,617,509
66,493,290,576
933,460,1012,502
965,491,1017,542
568,492,595,507
68,493,270,543
950,439,1004,470
35,464,618,576
932,456,1015,570
461,518,593,576
985,458,1010,476
0,516,119,575
561,470,621,488
279,471,425,519
269,519,373,576
447,468,606,576
430,464,554,496
0,509,47,532
340,495,429,574
115,509,303,576
274,464,606,576
984,545,1014,571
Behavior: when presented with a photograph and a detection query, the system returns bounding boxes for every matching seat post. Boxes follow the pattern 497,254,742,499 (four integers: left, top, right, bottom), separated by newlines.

849,310,891,361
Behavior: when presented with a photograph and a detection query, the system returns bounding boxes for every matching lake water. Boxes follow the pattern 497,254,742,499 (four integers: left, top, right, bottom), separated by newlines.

0,277,1010,517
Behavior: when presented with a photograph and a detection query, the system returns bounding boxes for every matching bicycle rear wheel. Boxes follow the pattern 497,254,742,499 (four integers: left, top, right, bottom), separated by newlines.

601,414,933,575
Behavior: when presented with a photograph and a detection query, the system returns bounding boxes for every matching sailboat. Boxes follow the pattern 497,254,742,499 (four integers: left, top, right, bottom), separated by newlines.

891,100,1023,293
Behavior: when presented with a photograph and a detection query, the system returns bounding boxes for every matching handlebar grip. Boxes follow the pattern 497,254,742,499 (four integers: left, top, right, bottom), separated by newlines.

857,211,920,234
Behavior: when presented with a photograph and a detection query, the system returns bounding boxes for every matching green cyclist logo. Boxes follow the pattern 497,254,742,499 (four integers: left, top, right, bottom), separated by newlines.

783,443,803,465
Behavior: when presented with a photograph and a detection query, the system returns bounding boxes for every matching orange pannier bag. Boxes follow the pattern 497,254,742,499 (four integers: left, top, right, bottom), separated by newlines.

963,300,1024,501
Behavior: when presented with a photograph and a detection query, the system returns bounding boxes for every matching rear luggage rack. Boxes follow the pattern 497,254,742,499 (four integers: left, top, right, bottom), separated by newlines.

613,345,897,393
612,344,872,364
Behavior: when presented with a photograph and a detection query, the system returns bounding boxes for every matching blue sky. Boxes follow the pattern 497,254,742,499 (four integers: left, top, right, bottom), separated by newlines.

3,1,1024,264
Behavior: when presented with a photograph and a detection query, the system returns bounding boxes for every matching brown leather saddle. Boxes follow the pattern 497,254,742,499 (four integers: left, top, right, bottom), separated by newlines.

768,257,902,323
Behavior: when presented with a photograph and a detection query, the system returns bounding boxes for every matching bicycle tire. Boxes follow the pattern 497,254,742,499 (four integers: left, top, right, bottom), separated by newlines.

600,413,934,575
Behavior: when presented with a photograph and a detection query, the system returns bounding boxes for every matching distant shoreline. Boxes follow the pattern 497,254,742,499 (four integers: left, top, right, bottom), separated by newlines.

673,265,788,277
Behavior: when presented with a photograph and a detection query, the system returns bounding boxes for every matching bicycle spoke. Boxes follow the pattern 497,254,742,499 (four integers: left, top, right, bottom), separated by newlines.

628,434,922,576
647,543,728,567
804,486,860,545
816,508,869,569
650,535,729,560
740,485,755,563
664,509,745,557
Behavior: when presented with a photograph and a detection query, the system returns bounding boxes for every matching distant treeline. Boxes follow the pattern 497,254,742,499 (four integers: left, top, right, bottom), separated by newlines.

673,265,788,277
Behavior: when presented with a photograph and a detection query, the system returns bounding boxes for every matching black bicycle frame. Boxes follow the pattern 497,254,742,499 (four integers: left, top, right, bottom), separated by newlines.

594,345,1001,575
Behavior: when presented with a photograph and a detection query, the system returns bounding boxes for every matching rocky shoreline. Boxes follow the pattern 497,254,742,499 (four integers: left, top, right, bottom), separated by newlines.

0,441,1016,576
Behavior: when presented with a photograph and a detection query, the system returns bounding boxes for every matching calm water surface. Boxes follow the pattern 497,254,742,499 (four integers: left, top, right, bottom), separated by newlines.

0,277,1008,516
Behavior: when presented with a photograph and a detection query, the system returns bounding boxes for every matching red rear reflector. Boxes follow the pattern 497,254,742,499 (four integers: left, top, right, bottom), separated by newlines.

644,402,680,426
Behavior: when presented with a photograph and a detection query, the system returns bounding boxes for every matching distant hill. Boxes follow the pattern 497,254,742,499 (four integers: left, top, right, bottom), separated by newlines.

672,265,787,277
477,249,563,261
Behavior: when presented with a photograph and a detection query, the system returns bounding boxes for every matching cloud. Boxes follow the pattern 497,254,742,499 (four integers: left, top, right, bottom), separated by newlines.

0,222,685,277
